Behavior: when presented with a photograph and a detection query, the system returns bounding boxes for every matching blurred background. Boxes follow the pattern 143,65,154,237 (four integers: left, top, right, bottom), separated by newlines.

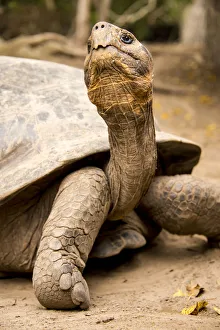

0,0,219,69
0,0,219,179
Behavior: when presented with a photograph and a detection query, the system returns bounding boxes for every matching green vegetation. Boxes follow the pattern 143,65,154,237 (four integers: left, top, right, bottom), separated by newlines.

0,0,192,41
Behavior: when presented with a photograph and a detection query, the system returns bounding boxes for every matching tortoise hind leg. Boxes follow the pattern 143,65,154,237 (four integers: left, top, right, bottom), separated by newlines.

91,210,161,258
141,175,220,244
33,167,110,310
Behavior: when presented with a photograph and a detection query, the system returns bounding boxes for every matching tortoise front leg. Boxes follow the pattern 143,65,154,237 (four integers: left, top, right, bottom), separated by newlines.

141,175,220,242
33,167,110,310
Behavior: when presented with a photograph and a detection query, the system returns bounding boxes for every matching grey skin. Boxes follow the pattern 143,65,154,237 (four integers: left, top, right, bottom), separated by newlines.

0,22,219,310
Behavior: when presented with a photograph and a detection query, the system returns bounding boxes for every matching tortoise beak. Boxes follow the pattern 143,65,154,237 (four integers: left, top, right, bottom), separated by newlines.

90,21,120,50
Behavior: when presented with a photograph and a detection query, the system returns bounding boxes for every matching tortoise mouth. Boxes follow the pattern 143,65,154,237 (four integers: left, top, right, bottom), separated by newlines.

85,45,136,88
91,44,139,61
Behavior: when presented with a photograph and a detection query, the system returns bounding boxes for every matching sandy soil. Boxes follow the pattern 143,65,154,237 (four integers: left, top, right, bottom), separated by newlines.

0,45,220,330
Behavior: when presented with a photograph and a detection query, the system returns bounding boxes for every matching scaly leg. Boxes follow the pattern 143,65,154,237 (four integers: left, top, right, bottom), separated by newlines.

141,175,220,242
33,167,110,309
0,183,58,274
91,210,161,258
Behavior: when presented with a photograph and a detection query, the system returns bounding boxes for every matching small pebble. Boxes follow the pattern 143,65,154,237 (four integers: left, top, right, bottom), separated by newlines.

96,316,114,324
85,312,91,316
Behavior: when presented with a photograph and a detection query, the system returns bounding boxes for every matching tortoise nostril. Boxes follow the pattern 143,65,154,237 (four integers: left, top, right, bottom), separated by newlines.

95,25,98,30
101,24,105,28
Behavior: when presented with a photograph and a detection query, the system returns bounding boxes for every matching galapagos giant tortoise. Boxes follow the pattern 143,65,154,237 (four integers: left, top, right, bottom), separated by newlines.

0,22,220,310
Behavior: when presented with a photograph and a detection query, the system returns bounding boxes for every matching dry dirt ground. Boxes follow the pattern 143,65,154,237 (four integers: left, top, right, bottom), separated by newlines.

0,45,220,330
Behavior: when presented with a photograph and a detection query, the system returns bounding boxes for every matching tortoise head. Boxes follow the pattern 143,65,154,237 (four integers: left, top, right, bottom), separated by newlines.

84,21,153,113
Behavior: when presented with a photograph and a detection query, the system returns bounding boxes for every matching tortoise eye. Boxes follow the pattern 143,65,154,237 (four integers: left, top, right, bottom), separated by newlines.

120,34,133,44
87,41,91,54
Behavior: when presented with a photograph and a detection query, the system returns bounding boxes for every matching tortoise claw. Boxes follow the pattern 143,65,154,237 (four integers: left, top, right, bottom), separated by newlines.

70,271,90,309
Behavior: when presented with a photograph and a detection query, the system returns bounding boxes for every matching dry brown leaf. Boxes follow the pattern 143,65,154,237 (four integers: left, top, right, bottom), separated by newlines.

173,289,186,297
213,306,220,315
206,123,217,137
153,102,162,110
199,95,213,105
171,108,183,116
160,112,170,120
186,283,204,298
173,283,204,298
184,113,192,121
181,301,208,315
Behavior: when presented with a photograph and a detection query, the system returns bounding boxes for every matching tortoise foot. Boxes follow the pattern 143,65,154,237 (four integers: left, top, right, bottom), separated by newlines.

91,226,146,258
91,210,161,259
33,248,90,310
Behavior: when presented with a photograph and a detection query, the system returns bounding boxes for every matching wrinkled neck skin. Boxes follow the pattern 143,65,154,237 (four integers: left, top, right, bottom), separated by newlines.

105,102,156,220
89,72,157,220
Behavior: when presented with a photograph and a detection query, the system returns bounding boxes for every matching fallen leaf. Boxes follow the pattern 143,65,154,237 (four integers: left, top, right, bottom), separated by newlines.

213,306,220,315
160,112,170,120
207,123,217,130
199,95,213,105
173,283,204,298
181,301,208,315
171,108,183,116
153,102,162,110
206,123,217,137
184,113,192,121
186,283,204,298
173,289,186,297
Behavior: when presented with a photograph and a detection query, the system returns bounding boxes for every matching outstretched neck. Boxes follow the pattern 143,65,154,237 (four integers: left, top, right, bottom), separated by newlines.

98,100,157,220
84,22,157,220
